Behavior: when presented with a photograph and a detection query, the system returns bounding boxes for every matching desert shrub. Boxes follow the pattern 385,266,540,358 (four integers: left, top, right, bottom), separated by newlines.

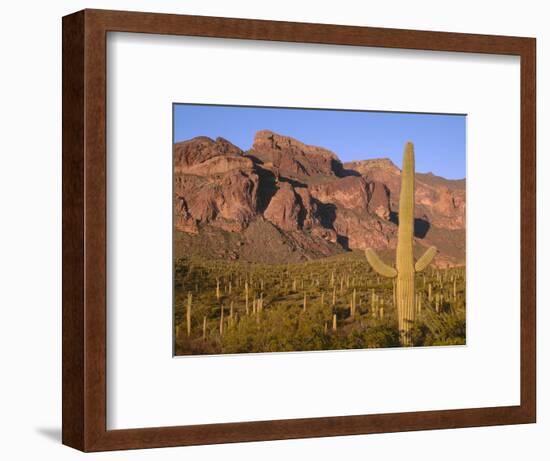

419,307,466,346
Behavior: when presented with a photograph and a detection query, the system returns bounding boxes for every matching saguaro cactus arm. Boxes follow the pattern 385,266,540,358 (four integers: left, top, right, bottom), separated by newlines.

414,246,437,272
365,249,397,278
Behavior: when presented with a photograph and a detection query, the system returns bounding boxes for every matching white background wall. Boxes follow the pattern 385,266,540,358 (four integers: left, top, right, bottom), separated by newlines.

0,0,546,459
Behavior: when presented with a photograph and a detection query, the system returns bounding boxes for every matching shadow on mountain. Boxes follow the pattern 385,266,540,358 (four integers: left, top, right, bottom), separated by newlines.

245,153,264,164
339,168,361,177
312,200,349,250
331,159,346,177
255,167,278,213
279,177,307,188
296,190,308,229
256,166,310,218
336,234,350,250
314,200,337,229
389,211,431,239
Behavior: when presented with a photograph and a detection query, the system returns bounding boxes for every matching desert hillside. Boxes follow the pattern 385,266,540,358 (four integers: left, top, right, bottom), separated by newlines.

174,130,465,266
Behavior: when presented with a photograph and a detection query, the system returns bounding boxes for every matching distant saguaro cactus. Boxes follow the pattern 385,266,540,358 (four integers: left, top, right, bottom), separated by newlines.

244,280,249,315
219,304,224,336
365,142,437,346
186,292,192,336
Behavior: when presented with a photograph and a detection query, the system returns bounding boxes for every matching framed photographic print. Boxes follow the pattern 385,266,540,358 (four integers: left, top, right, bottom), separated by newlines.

62,9,536,451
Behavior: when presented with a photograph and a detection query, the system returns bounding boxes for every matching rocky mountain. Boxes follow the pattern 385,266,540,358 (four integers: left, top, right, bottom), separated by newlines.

174,130,465,266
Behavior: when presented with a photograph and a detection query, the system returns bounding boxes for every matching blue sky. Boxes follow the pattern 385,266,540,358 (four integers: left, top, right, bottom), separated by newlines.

173,104,466,179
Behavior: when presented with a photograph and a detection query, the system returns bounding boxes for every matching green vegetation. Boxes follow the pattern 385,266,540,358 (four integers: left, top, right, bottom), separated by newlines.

173,251,465,355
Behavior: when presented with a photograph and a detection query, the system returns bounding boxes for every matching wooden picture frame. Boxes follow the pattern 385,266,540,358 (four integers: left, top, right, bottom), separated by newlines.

62,8,536,452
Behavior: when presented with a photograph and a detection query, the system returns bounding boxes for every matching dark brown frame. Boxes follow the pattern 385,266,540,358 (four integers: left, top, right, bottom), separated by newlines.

62,8,536,452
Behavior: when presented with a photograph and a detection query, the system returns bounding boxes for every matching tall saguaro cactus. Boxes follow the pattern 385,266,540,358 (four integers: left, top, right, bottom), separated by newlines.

365,142,437,346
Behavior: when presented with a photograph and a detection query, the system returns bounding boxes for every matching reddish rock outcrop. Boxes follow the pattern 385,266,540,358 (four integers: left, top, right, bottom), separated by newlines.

184,155,254,176
345,158,402,204
345,159,465,231
294,187,317,230
263,182,303,231
332,208,396,250
368,182,391,220
251,130,342,179
174,136,243,171
345,158,400,176
174,163,259,233
311,176,369,211
416,183,465,230
174,196,199,234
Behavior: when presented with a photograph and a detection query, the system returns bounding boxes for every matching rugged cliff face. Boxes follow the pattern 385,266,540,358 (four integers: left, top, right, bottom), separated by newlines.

174,130,465,266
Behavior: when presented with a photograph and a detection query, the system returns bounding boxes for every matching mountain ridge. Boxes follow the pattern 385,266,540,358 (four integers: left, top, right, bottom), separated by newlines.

174,130,465,266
